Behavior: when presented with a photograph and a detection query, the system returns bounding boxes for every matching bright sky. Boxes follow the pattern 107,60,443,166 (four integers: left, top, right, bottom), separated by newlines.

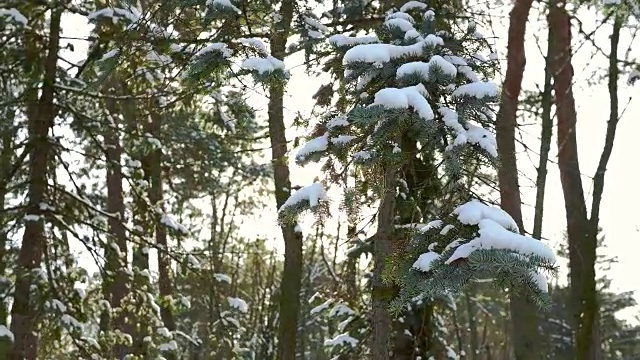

60,2,639,322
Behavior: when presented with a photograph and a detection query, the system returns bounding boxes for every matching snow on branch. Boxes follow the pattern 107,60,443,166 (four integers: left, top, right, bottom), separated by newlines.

241,56,286,74
0,8,28,25
402,200,557,305
295,134,329,164
452,82,500,100
193,43,233,59
372,84,434,121
279,183,328,210
328,34,380,48
236,37,269,55
206,0,241,14
278,183,329,224
438,107,498,157
399,1,428,13
396,55,458,83
227,297,248,313
343,35,443,64
324,333,358,347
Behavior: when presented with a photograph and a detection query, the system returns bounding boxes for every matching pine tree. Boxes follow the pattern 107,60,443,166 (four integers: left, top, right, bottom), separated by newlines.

281,2,557,357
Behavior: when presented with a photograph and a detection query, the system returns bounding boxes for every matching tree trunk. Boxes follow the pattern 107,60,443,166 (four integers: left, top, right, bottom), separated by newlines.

579,10,623,360
126,86,151,356
532,19,555,240
0,112,17,357
548,1,608,358
344,223,358,304
267,1,302,359
548,2,589,330
371,167,396,360
466,290,479,360
102,84,131,359
149,109,177,355
494,1,539,359
9,7,62,360
392,137,443,359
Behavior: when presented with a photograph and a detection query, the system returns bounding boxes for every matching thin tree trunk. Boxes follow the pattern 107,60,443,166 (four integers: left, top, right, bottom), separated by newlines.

0,116,17,357
494,0,539,358
127,90,151,356
344,223,358,304
267,1,301,358
532,22,555,240
580,11,623,360
0,132,14,357
465,290,479,360
102,87,131,359
9,7,62,360
133,0,176,345
371,168,396,360
149,109,177,354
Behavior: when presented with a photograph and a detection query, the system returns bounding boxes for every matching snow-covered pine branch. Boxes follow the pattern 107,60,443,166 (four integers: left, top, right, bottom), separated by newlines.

278,183,329,224
288,1,557,312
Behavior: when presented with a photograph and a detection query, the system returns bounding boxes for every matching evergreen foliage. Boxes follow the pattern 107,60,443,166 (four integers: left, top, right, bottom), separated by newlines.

0,0,638,359
284,1,558,319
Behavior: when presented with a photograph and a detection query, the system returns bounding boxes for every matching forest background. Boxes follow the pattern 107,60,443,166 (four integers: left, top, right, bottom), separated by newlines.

0,0,639,359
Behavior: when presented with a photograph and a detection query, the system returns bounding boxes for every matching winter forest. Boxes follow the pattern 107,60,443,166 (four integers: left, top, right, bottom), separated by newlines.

1,0,640,359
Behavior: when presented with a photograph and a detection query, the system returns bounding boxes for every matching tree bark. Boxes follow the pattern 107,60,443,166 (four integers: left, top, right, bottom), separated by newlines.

466,290,479,360
133,1,175,344
548,4,589,328
0,107,17,358
344,223,359,304
267,1,302,359
371,168,396,360
9,7,62,360
547,1,616,358
532,21,555,240
125,84,151,356
149,109,177,357
102,84,131,359
494,1,539,359
580,11,623,360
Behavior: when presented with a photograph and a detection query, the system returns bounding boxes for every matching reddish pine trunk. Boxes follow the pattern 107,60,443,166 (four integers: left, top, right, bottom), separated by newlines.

548,3,623,358
547,1,595,360
494,1,539,359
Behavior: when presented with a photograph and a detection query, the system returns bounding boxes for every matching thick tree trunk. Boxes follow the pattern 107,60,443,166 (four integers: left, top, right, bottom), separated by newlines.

548,3,589,330
371,168,396,360
548,1,611,358
9,7,62,360
494,1,539,359
267,1,302,359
